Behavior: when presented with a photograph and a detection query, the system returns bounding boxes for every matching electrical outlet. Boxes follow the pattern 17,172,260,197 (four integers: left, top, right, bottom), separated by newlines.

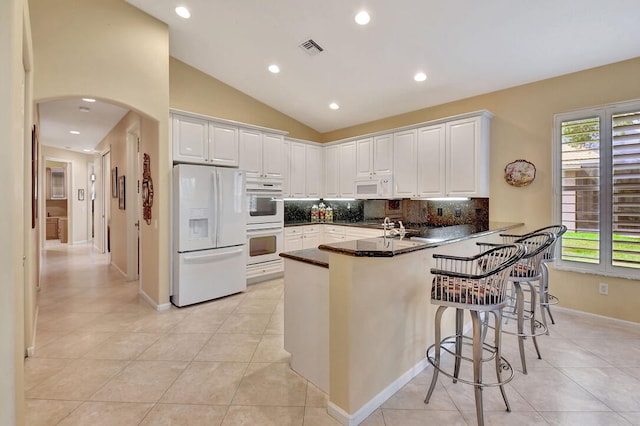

455,208,462,217
437,208,443,216
599,283,609,295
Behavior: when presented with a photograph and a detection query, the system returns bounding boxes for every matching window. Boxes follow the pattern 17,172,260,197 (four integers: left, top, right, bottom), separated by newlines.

554,99,640,278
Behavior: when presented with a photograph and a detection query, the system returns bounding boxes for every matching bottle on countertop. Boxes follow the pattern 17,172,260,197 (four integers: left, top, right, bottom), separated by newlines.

326,206,333,223
311,204,319,223
318,202,326,222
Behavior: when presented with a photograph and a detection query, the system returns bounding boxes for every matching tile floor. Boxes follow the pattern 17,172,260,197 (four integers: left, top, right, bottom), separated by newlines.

25,242,640,425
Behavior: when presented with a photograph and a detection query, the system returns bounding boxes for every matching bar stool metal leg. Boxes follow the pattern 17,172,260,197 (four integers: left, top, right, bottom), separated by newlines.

493,309,511,412
425,305,446,405
471,311,484,426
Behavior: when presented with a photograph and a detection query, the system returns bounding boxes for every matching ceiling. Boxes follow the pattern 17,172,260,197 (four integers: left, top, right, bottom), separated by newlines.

39,99,128,154
37,0,640,153
126,0,640,133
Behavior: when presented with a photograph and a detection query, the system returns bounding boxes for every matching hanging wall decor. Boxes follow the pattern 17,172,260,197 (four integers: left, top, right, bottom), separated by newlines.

142,153,154,225
118,175,126,209
504,159,536,187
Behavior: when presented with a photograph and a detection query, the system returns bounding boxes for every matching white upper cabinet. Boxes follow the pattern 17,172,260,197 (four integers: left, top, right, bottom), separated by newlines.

445,115,490,197
338,142,356,197
392,129,418,198
417,124,446,197
324,145,339,198
240,129,284,179
391,112,490,198
282,139,291,197
305,144,323,197
172,114,239,166
356,135,394,178
209,123,239,167
289,141,307,197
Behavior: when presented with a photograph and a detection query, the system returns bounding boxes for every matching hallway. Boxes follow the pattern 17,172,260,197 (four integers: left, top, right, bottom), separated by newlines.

25,243,640,425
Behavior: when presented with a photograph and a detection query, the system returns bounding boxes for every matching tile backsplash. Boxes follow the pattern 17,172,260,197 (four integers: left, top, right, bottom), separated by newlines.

284,198,489,226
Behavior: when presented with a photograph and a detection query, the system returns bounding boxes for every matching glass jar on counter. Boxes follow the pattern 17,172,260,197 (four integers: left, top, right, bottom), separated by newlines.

318,202,326,222
310,204,319,222
326,206,333,222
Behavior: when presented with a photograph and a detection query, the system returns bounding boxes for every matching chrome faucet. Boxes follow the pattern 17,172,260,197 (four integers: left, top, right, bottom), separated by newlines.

382,217,395,239
389,221,406,239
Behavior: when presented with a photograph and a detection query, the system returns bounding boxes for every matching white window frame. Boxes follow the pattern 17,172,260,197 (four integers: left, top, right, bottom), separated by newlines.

553,98,640,280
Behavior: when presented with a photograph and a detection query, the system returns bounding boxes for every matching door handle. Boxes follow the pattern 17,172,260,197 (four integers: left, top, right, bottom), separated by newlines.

134,221,140,229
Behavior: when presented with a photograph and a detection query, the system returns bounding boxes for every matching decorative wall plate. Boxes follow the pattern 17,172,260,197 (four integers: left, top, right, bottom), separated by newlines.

504,159,536,187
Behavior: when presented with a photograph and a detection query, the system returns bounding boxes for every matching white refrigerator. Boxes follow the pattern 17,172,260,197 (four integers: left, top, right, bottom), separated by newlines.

172,164,247,307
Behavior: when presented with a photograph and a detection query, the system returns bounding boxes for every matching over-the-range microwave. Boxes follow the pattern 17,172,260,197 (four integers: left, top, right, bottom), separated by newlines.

354,173,394,199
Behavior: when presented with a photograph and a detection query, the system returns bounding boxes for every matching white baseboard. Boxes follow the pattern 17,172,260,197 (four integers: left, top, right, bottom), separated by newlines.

70,240,88,245
551,305,640,327
25,305,39,357
328,357,431,426
111,261,127,278
326,321,473,426
139,288,171,311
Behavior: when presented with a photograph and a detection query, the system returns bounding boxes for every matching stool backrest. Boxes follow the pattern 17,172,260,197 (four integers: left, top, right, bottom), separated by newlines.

430,244,526,309
529,225,567,261
511,232,556,278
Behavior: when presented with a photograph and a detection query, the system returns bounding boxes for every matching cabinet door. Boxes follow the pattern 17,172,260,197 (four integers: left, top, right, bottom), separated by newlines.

285,235,304,252
338,142,356,197
209,124,239,167
289,142,306,197
324,145,339,198
373,134,394,175
172,115,208,164
446,117,486,196
262,133,284,178
303,232,321,249
239,129,264,177
355,137,373,178
282,139,291,197
305,145,323,197
392,130,417,198
417,124,446,198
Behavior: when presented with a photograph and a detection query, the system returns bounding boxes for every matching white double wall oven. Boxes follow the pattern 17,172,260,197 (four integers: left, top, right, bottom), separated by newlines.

246,177,285,266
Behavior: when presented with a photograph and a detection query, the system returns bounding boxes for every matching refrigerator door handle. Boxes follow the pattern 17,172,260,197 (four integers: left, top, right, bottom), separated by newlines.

183,248,244,263
215,169,222,247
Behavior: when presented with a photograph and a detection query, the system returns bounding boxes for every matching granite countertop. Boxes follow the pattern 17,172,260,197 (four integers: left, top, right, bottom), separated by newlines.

280,248,329,268
281,221,523,266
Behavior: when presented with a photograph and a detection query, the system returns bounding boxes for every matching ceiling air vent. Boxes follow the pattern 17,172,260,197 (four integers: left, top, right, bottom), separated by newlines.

298,38,324,56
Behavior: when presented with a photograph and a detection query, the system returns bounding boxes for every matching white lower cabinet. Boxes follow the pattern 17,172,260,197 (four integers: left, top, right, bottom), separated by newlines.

323,225,346,244
284,225,321,251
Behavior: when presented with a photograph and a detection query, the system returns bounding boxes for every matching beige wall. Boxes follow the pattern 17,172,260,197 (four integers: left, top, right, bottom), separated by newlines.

170,57,322,141
1,0,29,423
30,0,171,305
322,58,640,323
42,148,92,244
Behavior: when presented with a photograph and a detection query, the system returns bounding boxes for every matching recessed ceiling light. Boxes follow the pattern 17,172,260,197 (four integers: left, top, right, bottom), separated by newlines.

78,106,91,112
355,11,370,25
329,103,340,110
414,72,427,82
175,6,190,19
82,148,92,152
81,98,96,103
268,64,280,74
69,130,80,135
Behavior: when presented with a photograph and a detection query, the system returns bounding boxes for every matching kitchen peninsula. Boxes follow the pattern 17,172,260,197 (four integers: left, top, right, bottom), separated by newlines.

281,221,523,425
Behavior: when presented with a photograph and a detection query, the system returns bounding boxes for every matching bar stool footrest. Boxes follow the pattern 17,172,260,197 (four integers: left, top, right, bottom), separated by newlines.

426,335,515,388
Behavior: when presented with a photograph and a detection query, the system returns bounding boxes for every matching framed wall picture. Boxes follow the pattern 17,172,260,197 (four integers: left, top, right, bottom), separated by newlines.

118,175,126,210
112,167,118,198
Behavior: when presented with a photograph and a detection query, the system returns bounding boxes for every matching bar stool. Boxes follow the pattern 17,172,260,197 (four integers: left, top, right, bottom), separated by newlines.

500,225,567,333
424,244,526,426
480,232,556,374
